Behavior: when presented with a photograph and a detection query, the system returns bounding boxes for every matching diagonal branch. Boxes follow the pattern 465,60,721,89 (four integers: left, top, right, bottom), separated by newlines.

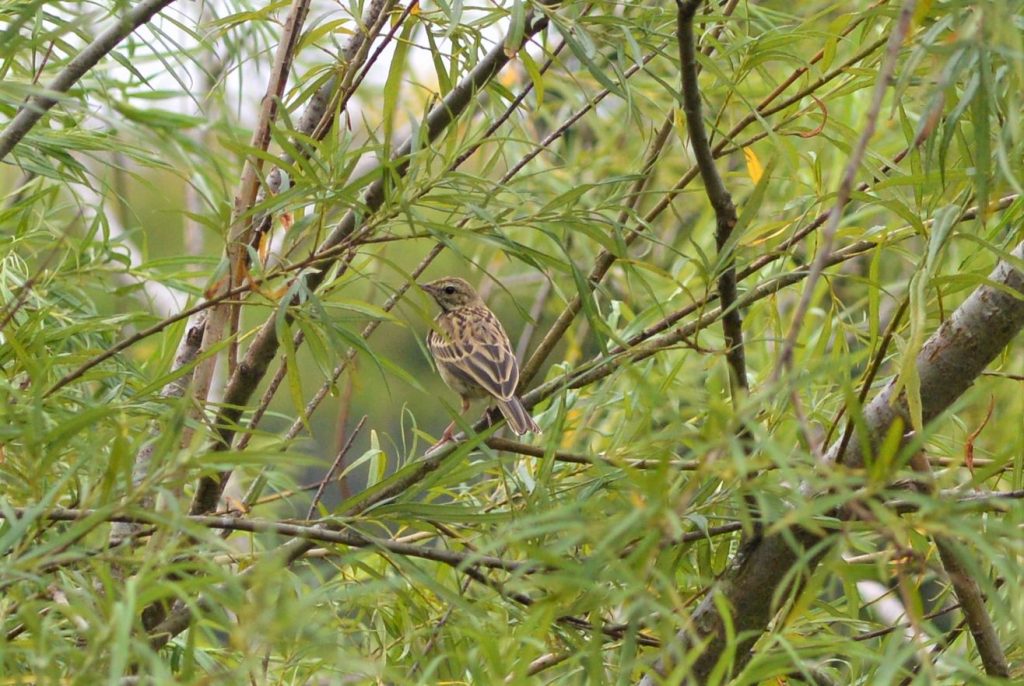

196,0,315,410
775,0,918,376
0,0,179,162
933,532,1009,676
639,237,1024,684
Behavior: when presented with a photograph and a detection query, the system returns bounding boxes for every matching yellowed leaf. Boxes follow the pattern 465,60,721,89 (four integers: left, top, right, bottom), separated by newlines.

257,230,271,266
743,147,764,183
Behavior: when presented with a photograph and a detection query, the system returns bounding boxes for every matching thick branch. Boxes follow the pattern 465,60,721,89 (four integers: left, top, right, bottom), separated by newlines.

641,238,1024,684
830,240,1024,468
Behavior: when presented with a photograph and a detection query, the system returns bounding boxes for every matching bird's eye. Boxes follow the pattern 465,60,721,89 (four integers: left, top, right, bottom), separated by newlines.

444,285,456,295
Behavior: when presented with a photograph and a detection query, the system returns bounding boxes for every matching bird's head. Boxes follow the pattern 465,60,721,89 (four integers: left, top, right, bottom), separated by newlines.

420,277,483,312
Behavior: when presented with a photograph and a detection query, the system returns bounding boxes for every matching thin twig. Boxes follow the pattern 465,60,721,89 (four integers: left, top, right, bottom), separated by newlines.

2,507,532,572
514,276,553,365
0,232,66,333
46,279,250,396
520,109,675,387
312,0,409,142
229,0,313,252
306,416,367,519
507,651,572,681
205,0,314,410
932,538,1008,676
829,297,910,457
775,0,918,376
457,565,662,648
485,436,698,470
892,575,1006,686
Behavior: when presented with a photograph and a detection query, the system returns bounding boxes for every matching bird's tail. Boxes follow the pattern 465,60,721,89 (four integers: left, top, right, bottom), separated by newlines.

496,396,541,436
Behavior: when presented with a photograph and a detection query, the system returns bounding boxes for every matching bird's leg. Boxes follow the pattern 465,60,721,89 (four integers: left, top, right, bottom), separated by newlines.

439,421,457,444
438,397,472,445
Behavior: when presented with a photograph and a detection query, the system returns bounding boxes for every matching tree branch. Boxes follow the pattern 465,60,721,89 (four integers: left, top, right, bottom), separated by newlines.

0,0,179,162
676,0,747,398
640,237,1024,684
3,507,532,573
830,238,1024,468
933,537,1008,676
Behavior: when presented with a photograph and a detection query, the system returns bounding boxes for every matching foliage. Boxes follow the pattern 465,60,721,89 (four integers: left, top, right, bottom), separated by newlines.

1,0,1022,684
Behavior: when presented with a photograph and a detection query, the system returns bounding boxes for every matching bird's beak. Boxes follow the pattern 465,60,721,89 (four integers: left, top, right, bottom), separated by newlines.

419,282,434,295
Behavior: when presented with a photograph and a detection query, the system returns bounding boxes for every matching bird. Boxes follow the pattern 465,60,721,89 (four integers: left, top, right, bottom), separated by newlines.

421,276,540,443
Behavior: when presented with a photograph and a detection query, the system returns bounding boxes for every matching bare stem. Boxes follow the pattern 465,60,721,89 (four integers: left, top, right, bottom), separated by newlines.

775,0,918,376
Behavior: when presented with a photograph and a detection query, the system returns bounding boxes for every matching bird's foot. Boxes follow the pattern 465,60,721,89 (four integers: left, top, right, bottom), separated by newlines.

426,421,458,452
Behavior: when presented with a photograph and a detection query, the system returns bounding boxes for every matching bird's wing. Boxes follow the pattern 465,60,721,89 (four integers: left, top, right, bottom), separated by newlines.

429,307,519,400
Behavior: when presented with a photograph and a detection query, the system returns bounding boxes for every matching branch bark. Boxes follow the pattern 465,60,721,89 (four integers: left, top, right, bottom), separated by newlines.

641,239,1024,684
829,239,1024,468
933,536,1009,676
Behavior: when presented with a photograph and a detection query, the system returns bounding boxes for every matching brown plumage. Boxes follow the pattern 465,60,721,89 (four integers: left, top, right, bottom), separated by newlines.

421,277,540,442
